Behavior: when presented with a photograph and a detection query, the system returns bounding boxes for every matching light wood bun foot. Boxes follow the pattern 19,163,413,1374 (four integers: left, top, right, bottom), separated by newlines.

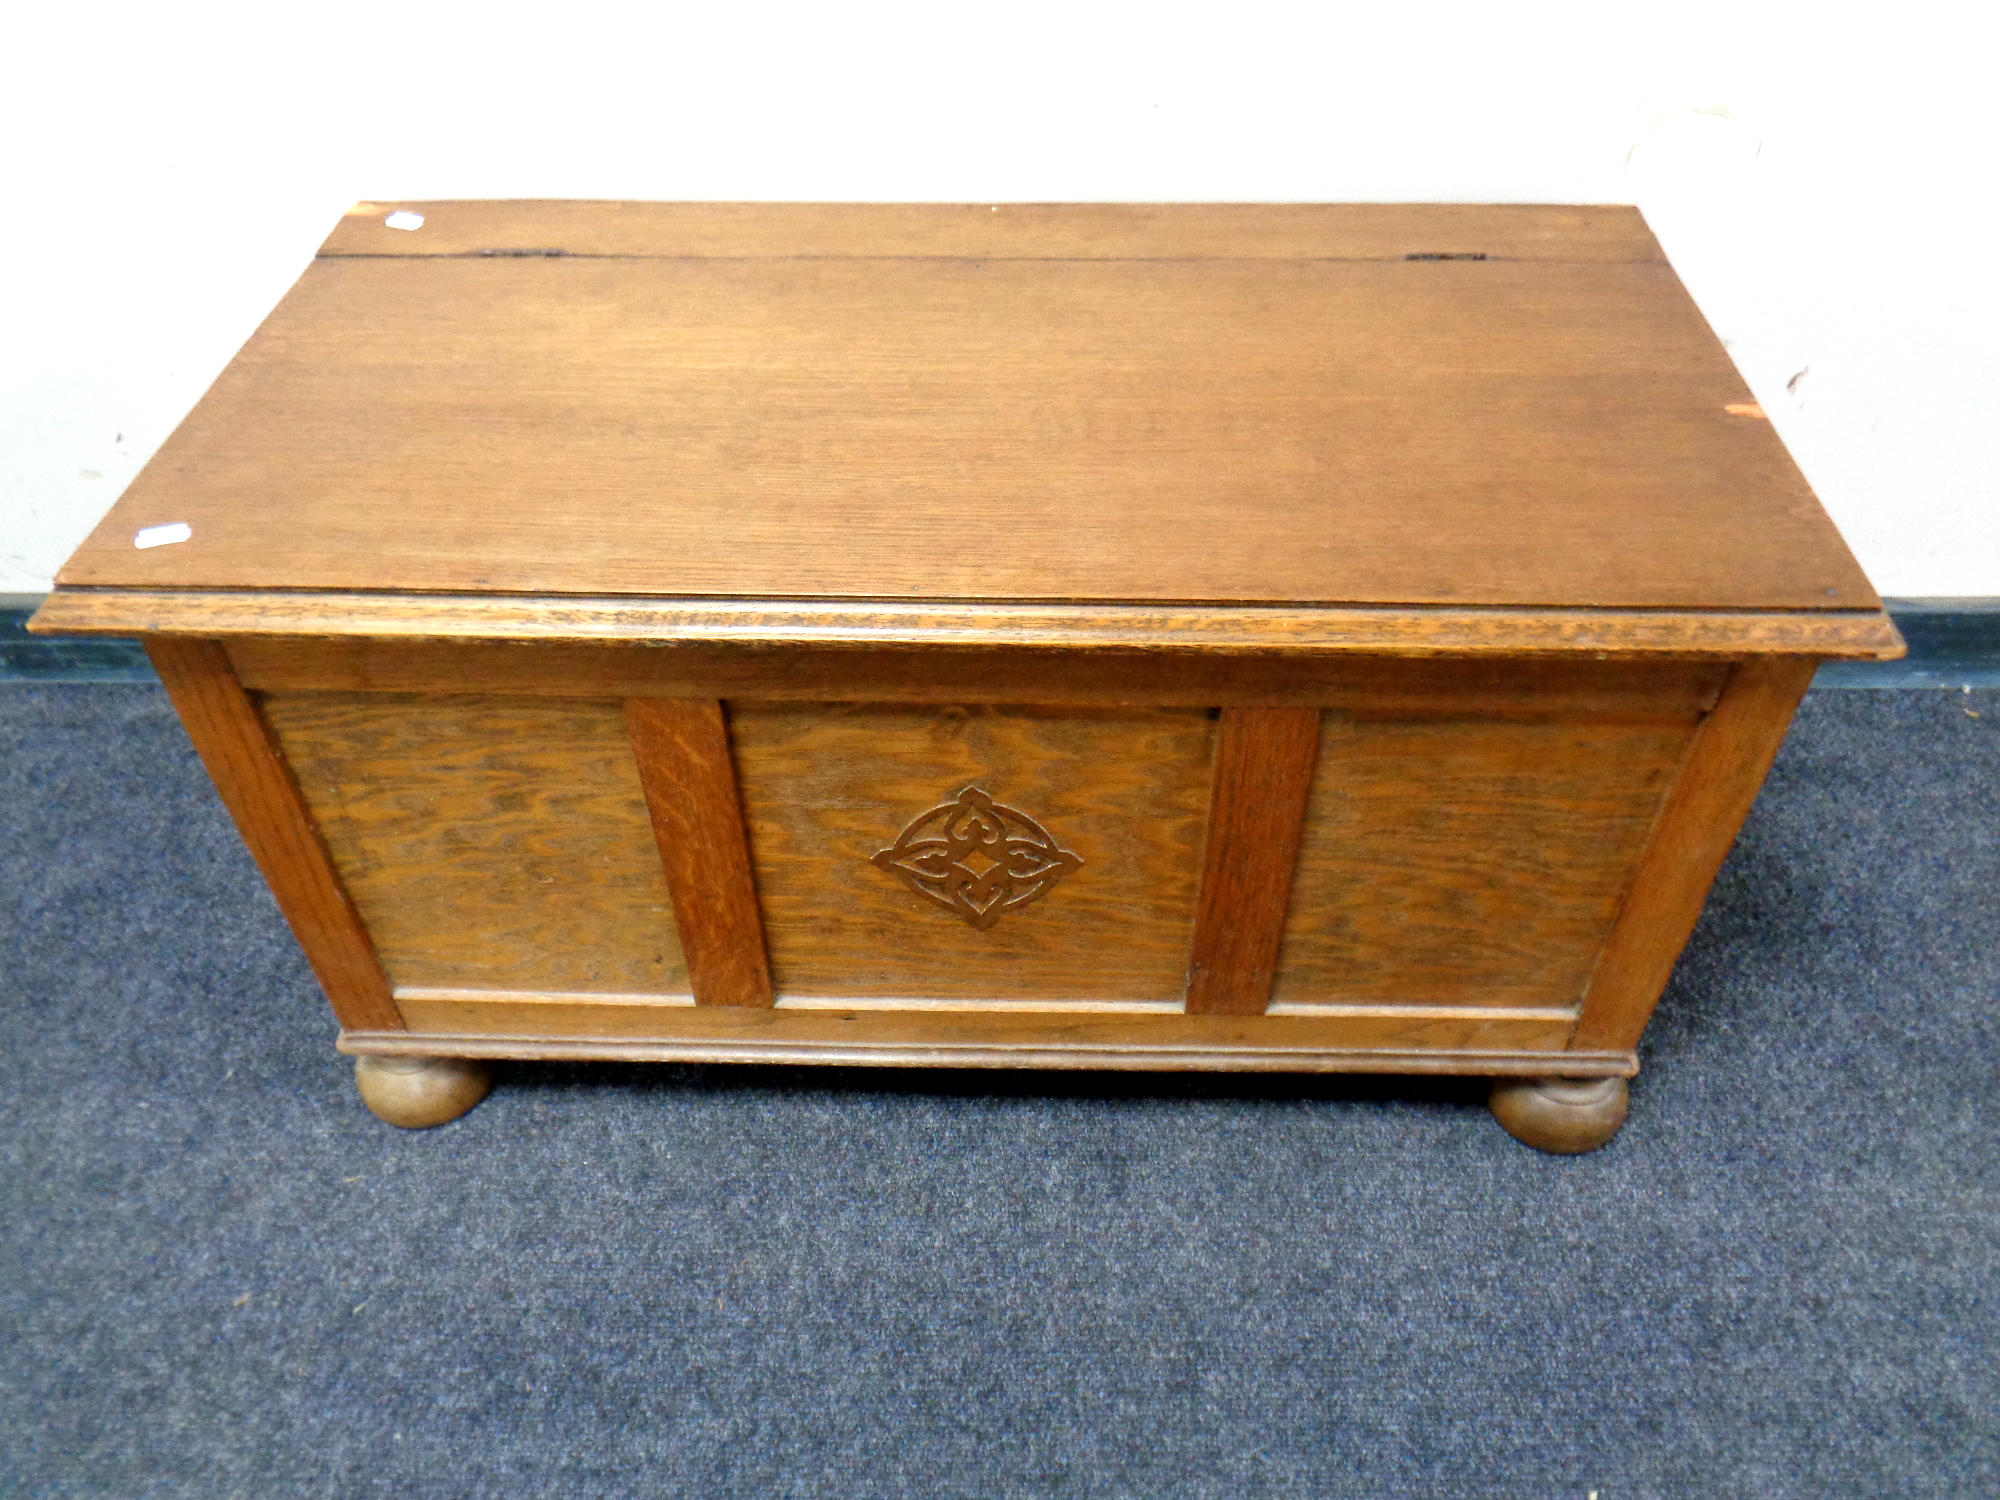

354,1055,492,1128
1488,1075,1629,1154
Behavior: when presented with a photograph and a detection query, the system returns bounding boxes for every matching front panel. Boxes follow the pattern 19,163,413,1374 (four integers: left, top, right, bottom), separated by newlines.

1274,715,1692,1007
730,702,1215,1003
240,641,1719,1070
264,691,690,997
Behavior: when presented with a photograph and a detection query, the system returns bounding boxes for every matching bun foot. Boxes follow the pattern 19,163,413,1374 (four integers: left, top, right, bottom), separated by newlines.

354,1055,492,1128
1489,1075,1628,1154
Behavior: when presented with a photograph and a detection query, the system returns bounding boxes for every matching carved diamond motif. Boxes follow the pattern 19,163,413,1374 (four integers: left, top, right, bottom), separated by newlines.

871,786,1083,930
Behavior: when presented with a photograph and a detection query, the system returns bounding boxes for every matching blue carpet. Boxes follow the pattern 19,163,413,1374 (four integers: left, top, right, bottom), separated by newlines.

0,683,1993,1496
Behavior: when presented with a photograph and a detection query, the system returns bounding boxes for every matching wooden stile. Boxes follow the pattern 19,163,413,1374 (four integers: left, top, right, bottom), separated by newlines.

624,698,774,1008
1569,658,1818,1052
144,639,402,1032
1185,708,1324,1015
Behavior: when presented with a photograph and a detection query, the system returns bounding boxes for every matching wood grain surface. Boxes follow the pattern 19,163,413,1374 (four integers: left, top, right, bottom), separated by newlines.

261,692,689,995
1570,658,1818,1051
1274,714,1693,1007
730,703,1215,1000
349,1026,1633,1076
1186,708,1323,1014
145,640,402,1031
221,636,1738,715
380,990,1578,1062
321,201,1669,261
58,249,1879,612
625,699,773,1007
35,590,1906,659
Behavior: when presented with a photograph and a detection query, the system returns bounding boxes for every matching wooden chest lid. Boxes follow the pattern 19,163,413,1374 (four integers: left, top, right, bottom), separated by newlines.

45,201,1898,656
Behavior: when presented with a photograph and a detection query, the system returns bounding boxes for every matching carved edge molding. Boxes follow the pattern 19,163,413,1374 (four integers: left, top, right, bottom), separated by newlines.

29,590,1907,660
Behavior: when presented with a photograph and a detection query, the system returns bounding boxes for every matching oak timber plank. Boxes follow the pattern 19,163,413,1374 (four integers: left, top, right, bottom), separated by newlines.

348,1026,1630,1076
58,254,1879,613
381,991,1578,1060
1569,658,1819,1052
144,639,401,1031
222,636,1735,716
320,201,1669,262
625,699,774,1007
32,592,1909,660
1185,707,1323,1015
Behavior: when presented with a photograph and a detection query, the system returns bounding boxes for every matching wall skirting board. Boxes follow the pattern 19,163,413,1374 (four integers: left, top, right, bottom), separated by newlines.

1808,600,2000,689
3,595,1997,690
2,597,158,683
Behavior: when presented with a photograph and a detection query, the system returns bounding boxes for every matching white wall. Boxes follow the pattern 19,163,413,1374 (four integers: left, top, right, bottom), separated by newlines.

5,1,1995,596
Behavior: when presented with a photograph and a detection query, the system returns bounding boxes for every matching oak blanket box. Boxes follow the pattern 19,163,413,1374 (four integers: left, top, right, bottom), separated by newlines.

32,201,1902,1151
